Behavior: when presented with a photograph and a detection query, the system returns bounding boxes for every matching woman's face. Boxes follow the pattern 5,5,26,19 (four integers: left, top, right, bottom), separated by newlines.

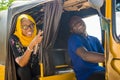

21,18,34,37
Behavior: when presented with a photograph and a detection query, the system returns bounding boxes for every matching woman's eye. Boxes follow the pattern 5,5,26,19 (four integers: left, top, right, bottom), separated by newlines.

22,26,28,30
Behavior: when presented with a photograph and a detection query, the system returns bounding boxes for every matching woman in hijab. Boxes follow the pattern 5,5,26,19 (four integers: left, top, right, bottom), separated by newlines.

5,14,43,80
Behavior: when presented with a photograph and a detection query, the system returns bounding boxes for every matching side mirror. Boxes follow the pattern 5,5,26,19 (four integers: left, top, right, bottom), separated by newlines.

88,0,104,17
88,0,104,10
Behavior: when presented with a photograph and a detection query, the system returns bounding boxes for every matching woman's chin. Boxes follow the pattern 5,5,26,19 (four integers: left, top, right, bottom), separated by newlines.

26,34,33,37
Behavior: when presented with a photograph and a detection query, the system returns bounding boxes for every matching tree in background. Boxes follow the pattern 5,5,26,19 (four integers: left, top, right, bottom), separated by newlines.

0,0,15,11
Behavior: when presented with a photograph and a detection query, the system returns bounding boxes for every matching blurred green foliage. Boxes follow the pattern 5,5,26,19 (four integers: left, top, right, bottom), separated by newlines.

0,0,15,11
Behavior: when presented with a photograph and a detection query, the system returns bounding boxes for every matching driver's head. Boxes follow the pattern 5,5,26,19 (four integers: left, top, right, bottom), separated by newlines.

69,16,86,35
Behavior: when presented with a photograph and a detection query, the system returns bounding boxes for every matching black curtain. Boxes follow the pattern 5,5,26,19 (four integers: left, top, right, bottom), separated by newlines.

5,14,19,80
42,0,63,76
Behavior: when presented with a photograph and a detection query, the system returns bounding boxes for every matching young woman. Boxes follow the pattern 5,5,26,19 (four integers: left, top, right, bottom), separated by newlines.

6,14,43,80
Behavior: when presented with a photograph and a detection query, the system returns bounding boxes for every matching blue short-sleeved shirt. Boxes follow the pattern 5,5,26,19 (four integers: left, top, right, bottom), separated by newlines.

68,34,105,80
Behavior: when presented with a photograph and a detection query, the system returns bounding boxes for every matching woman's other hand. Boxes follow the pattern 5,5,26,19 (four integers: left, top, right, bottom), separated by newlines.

29,30,43,49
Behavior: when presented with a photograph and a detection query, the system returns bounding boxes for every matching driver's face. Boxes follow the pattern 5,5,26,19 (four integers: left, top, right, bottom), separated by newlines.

72,21,86,34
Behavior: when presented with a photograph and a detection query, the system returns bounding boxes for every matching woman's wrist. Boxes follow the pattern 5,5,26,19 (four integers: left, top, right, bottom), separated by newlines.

29,42,35,50
27,46,33,52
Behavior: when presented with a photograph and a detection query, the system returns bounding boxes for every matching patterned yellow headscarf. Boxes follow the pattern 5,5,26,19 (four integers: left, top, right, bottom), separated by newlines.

14,14,37,47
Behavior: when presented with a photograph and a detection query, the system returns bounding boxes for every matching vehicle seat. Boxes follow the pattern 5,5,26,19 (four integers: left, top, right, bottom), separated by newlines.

49,49,74,74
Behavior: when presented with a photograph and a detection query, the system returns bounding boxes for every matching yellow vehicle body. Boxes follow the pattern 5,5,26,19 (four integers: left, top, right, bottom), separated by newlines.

0,65,5,80
40,72,75,80
0,64,75,80
105,0,120,80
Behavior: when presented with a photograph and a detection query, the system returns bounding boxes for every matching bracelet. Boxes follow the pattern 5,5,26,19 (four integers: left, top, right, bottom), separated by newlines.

27,47,33,52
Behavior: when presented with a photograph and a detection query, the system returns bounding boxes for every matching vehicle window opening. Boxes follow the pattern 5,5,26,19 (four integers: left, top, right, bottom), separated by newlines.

9,1,105,76
115,0,120,41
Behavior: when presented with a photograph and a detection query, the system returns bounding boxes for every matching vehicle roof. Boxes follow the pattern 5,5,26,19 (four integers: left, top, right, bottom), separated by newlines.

9,0,53,14
7,0,53,36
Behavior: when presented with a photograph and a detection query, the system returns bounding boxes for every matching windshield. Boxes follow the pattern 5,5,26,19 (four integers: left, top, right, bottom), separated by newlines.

83,15,102,41
116,0,120,38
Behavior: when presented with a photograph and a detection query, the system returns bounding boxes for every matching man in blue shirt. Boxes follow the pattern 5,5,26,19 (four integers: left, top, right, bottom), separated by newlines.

68,16,105,80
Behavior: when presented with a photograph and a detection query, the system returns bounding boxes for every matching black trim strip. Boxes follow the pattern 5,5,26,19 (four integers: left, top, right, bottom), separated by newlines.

112,0,120,42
